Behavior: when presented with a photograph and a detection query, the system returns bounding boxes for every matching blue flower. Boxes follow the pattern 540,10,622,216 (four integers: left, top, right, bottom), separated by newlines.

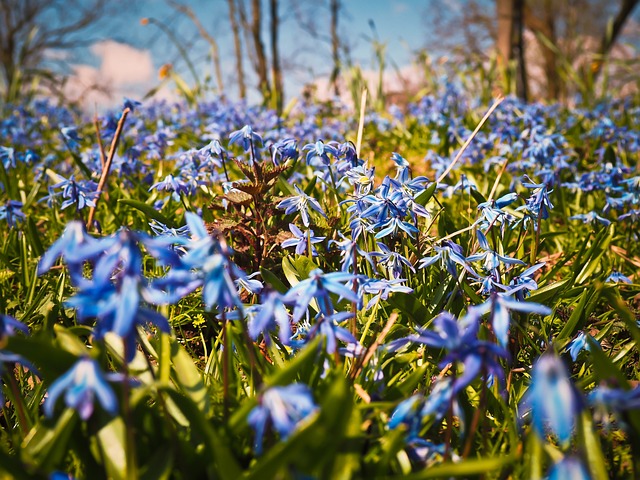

418,240,475,277
566,331,598,361
343,164,375,195
0,314,28,340
150,174,191,196
180,212,245,311
46,175,99,211
330,232,375,273
38,221,102,280
521,353,583,445
371,243,415,279
388,310,508,393
248,291,291,345
547,457,590,480
302,140,338,166
277,185,327,227
303,311,359,354
569,211,611,226
466,230,525,273
0,146,16,169
0,200,25,228
516,176,554,229
60,126,81,148
282,268,358,323
248,383,318,454
362,278,413,309
605,270,632,284
229,125,262,152
389,377,456,429
281,224,325,256
270,138,298,166
506,263,545,300
589,383,640,412
472,293,552,347
123,97,141,111
44,357,118,420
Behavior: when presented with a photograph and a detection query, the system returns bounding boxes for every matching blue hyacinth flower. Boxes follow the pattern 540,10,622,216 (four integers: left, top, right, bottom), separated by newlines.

521,353,583,445
44,357,118,421
248,383,318,454
281,223,325,256
547,457,590,480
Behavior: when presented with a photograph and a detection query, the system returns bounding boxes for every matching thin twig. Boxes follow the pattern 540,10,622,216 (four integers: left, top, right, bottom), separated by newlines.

93,109,106,169
349,312,397,380
355,88,368,158
86,107,131,230
436,96,504,185
487,156,510,202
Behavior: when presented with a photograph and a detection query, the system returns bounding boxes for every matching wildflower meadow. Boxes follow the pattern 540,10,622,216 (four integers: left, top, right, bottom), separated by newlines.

1,80,640,479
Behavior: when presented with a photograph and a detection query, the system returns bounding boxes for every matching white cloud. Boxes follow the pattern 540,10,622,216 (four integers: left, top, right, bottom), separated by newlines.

62,40,173,110
91,40,153,86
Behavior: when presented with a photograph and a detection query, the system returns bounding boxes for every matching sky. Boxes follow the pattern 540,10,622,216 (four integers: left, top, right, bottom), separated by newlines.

60,0,439,108
56,0,640,109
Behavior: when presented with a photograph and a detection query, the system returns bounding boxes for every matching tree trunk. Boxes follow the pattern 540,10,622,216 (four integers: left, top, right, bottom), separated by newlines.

496,0,513,66
330,0,341,97
269,0,283,112
227,0,246,99
593,0,639,78
513,0,528,101
524,2,560,101
250,0,271,103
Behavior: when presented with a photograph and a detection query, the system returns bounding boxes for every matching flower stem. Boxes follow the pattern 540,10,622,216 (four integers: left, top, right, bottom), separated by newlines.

87,107,131,230
222,310,230,418
122,340,138,480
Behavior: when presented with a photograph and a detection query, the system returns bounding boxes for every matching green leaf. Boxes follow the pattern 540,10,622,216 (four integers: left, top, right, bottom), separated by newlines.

527,278,570,304
139,446,174,480
168,338,211,412
117,199,177,228
399,453,516,479
557,288,591,341
577,412,609,480
585,336,630,388
524,428,544,480
303,175,318,195
162,388,241,480
387,292,430,325
601,287,640,348
293,255,320,280
265,336,321,388
282,255,300,287
21,409,78,471
95,417,127,480
415,182,438,207
259,267,288,294
469,188,488,205
574,225,613,285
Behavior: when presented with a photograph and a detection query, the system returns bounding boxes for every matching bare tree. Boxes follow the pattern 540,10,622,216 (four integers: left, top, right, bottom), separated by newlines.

0,0,112,103
169,0,225,96
594,0,640,77
250,0,271,101
227,0,247,99
329,0,341,96
270,0,283,111
496,0,513,65
524,0,560,100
